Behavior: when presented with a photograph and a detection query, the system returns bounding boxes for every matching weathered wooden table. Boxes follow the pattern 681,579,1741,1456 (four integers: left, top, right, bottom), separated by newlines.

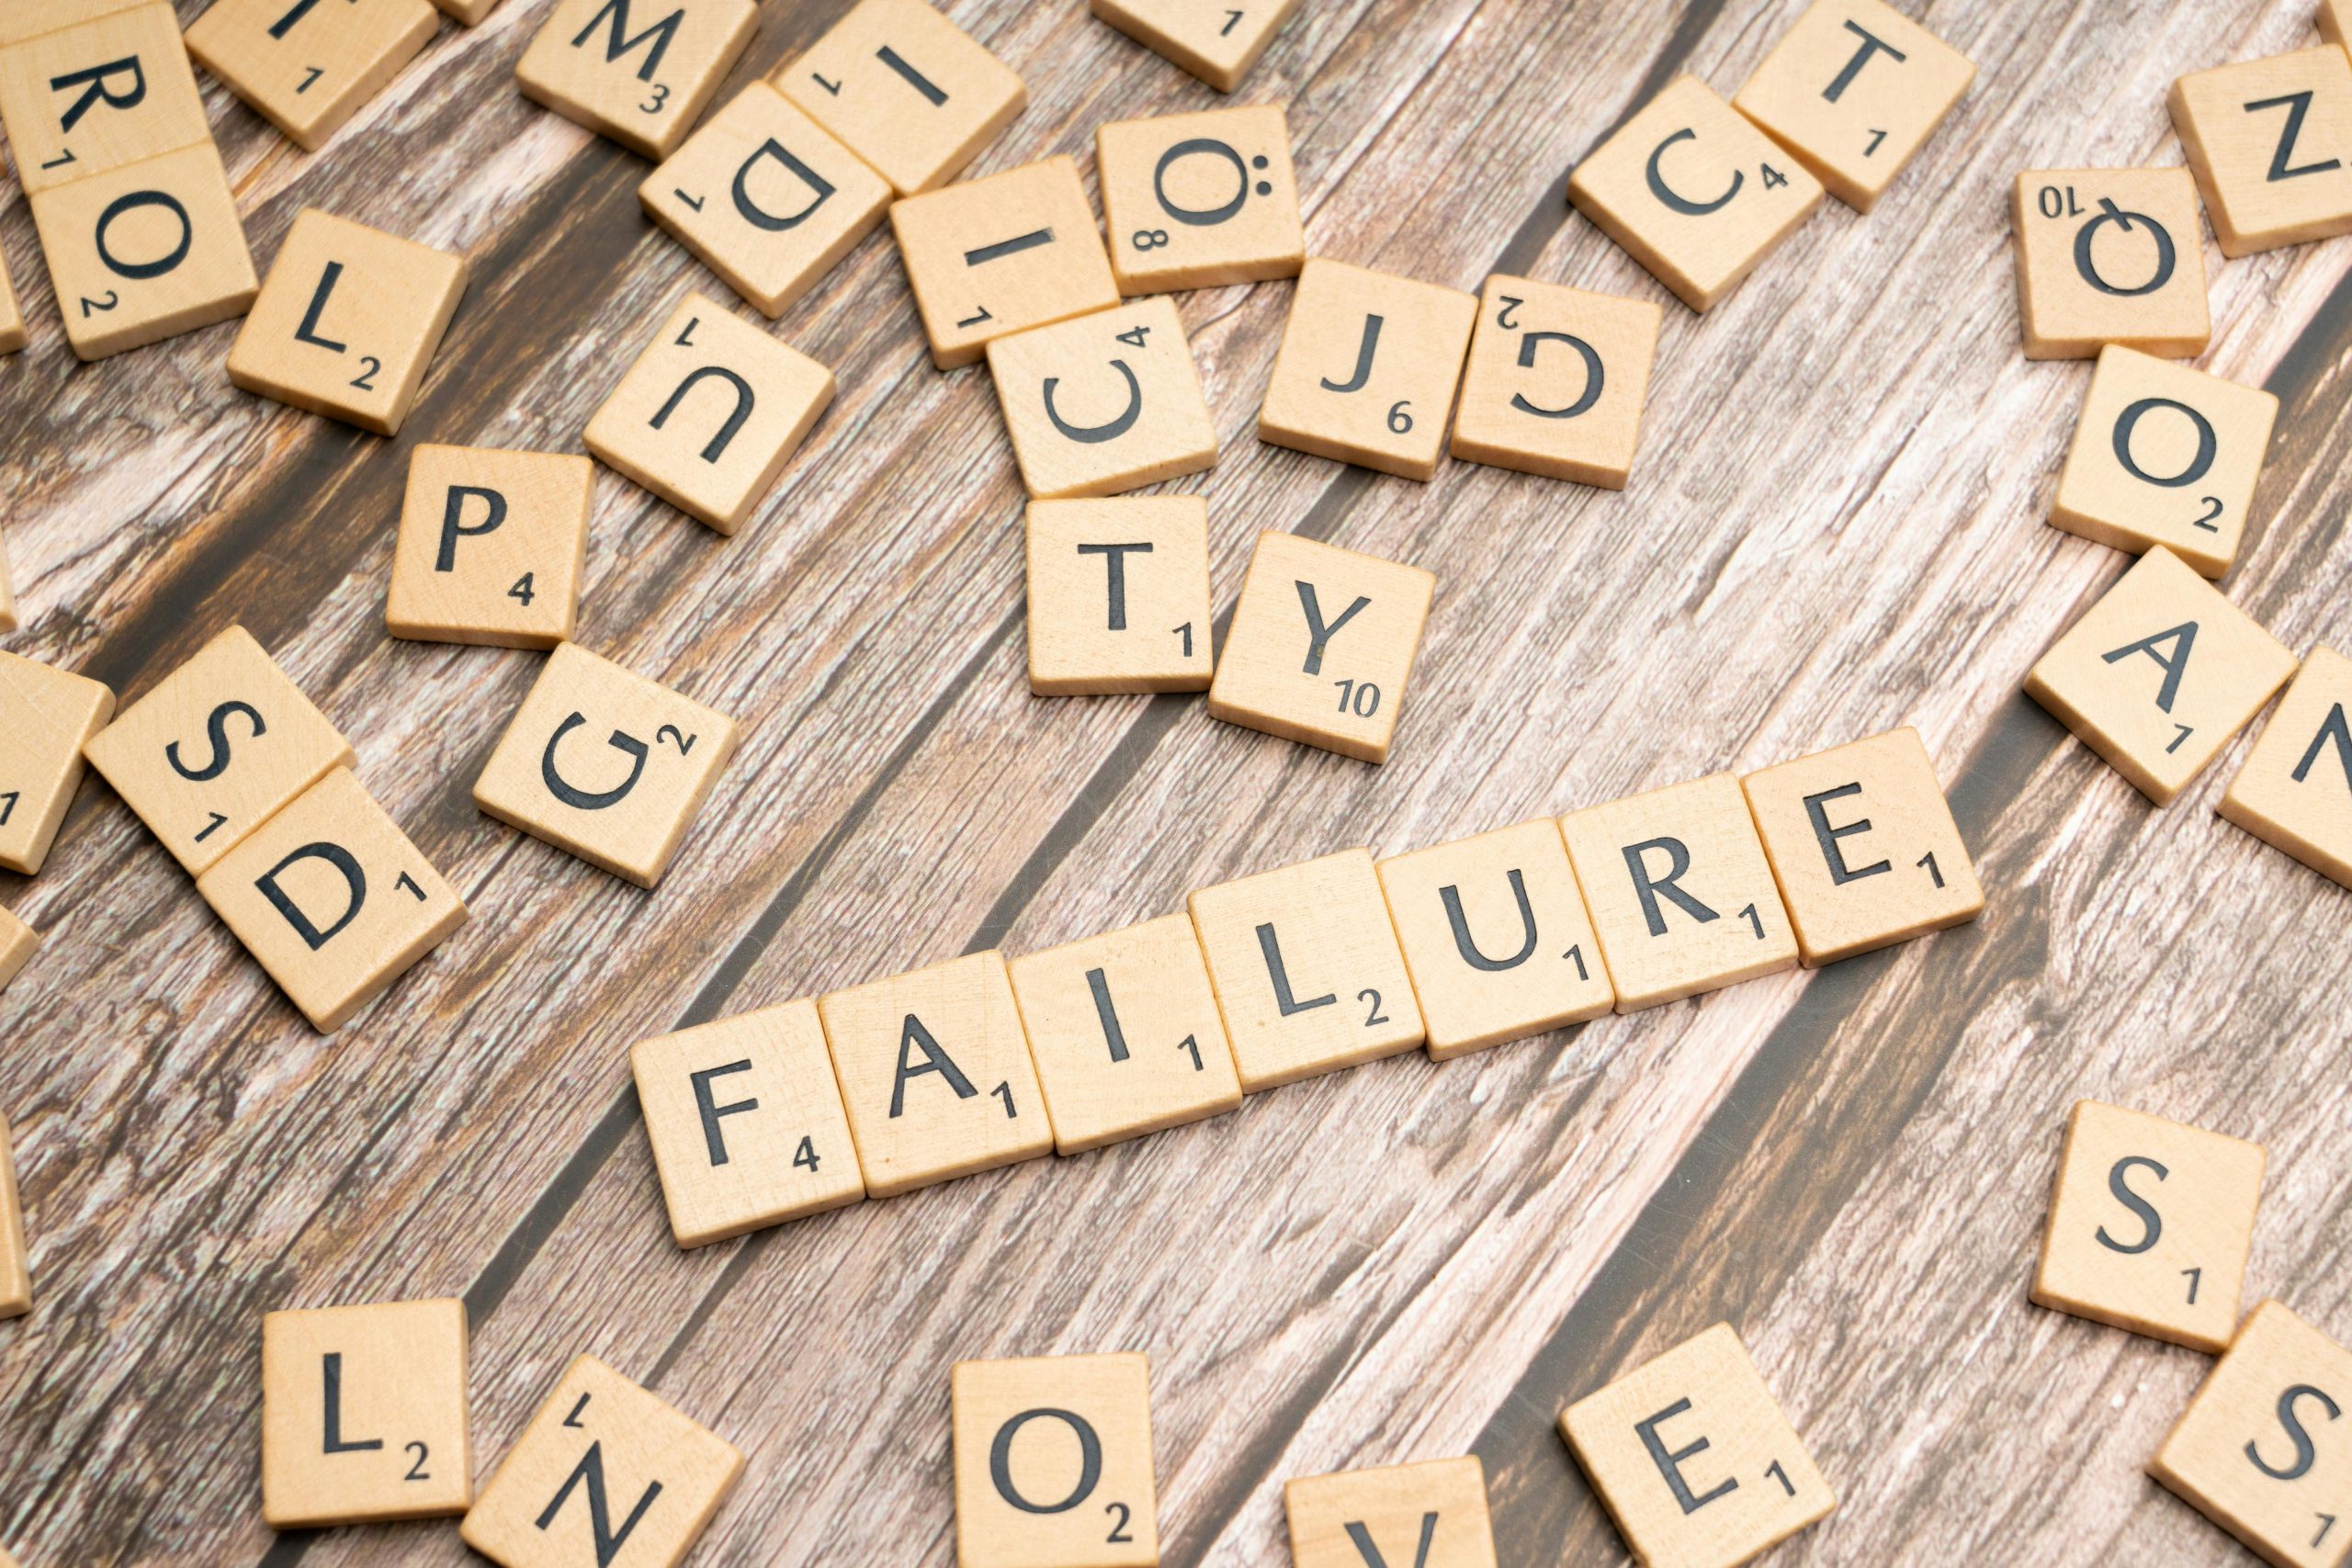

3,0,2347,1562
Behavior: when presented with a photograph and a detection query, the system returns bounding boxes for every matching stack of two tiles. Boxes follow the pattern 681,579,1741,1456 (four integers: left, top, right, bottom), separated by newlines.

0,0,256,359
80,626,465,1032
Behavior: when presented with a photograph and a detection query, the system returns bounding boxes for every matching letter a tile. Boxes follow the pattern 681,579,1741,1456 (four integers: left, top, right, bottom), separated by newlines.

261,1297,472,1527
472,641,740,887
1285,1456,1497,1568
639,82,892,319
227,209,469,435
197,767,466,1032
775,0,1025,197
2051,345,2278,580
28,141,258,361
1740,726,1984,966
2025,547,2298,806
461,1355,742,1568
988,298,1217,500
1731,0,1975,213
1257,258,1476,480
386,446,594,650
818,950,1054,1199
84,624,355,875
1558,773,1799,1011
1450,274,1661,489
2151,1302,2352,1568
889,156,1119,370
2031,1100,2265,1353
2011,168,2211,359
1206,530,1435,763
2222,645,2352,889
1567,74,1824,312
0,649,115,875
516,0,758,162
0,4,211,195
1187,848,1424,1092
1375,818,1613,1060
631,998,865,1247
584,291,836,534
186,0,438,152
952,1352,1159,1568
1563,1324,1835,1568
2170,49,2352,257
0,1112,28,1317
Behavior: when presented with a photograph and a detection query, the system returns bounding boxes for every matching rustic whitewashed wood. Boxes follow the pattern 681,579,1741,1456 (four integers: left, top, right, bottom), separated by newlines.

0,2,2347,1565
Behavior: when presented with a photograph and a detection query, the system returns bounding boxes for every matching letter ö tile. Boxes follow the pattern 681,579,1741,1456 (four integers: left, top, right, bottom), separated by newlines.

584,291,836,534
639,81,892,319
1284,1456,1497,1568
226,209,469,435
952,1352,1159,1568
2221,645,2352,889
889,155,1120,371
1560,1323,1836,1568
775,0,1025,197
471,640,739,887
987,298,1217,500
1095,103,1303,293
2150,1302,2352,1568
2031,1100,2266,1353
261,1297,472,1527
196,766,467,1032
817,950,1055,1199
386,446,594,650
1257,257,1477,481
1187,847,1424,1092
630,998,865,1247
2011,168,2211,358
0,649,116,875
83,624,355,875
1024,497,1215,695
515,0,758,162
460,1355,742,1568
186,0,438,152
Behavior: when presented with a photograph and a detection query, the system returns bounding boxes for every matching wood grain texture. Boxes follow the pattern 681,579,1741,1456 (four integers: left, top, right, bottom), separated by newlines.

1,1,2349,1564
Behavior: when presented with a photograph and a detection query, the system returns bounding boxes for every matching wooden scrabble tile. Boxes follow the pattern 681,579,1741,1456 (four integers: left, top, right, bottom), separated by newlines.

2011,169,2211,359
2052,345,2278,579
1449,275,1661,489
1256,258,1476,480
1005,912,1242,1155
2151,1301,2352,1568
0,909,34,999
583,291,836,534
0,4,211,195
1558,772,1800,1012
28,141,258,361
460,1354,742,1568
1186,848,1424,1092
952,1352,1158,1568
2328,0,2352,57
515,0,755,163
775,0,1025,197
1095,104,1303,294
1566,74,1825,312
385,446,593,650
1207,531,1434,764
639,81,891,319
1375,818,1613,1061
1284,1456,1497,1568
196,767,466,1032
1740,727,1984,967
2171,48,2352,258
0,650,114,875
2030,1100,2265,1353
819,951,1053,1199
83,624,354,876
630,998,865,1247
987,298,1217,500
261,1297,472,1527
2024,547,2298,806
1561,1324,1836,1568
0,0,153,50
471,641,739,887
0,1112,28,1317
1025,496,1214,695
2222,645,2352,890
1730,0,1975,213
1088,0,1301,94
0,245,24,355
888,156,1120,371
186,0,437,152
226,209,468,435
432,0,503,27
